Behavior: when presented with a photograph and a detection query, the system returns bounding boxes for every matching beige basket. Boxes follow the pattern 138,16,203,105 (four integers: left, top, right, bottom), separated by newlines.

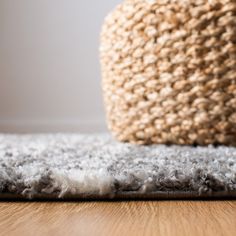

100,0,236,145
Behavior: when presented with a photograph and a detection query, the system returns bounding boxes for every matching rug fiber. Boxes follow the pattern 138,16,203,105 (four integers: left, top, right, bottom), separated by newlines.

0,134,235,200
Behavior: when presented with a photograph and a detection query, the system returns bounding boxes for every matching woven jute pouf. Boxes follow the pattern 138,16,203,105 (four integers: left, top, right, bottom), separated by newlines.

100,0,236,145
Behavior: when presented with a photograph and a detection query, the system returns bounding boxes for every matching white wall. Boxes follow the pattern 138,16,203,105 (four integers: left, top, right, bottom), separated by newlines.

0,0,121,133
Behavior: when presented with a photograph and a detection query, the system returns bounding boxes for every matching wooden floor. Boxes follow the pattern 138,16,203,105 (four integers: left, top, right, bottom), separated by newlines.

0,201,235,236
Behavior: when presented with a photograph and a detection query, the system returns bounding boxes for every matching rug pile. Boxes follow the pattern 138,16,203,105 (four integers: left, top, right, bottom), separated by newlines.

0,134,235,199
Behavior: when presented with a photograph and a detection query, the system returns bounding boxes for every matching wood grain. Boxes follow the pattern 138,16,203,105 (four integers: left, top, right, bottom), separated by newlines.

0,201,235,236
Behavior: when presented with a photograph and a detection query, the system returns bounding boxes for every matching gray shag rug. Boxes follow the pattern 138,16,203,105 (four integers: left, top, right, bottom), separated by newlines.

0,134,236,200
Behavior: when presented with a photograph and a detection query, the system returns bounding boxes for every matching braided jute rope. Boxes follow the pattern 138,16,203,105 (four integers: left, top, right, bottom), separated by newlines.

100,0,236,145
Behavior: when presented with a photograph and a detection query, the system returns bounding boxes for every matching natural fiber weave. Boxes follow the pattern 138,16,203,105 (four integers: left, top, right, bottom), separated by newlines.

100,0,236,145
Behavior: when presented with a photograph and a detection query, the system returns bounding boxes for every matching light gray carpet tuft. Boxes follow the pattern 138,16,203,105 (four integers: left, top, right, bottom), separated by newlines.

0,134,235,200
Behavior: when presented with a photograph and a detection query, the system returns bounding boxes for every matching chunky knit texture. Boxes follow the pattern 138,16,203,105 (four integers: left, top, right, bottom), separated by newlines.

100,0,236,145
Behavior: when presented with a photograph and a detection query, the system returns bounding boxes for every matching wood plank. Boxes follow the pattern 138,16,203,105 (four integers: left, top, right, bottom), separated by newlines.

0,201,235,236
